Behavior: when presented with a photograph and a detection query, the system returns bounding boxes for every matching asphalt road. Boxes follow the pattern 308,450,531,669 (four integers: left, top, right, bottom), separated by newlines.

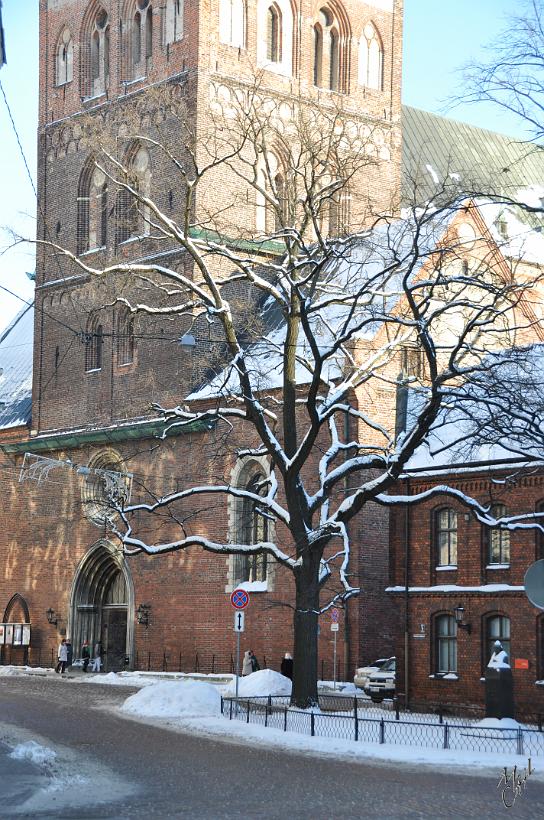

1,675,544,819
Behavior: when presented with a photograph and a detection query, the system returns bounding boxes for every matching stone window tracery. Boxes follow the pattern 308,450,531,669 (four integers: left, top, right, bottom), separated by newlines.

359,22,383,91
116,145,152,243
219,0,245,48
85,7,110,98
312,6,349,93
56,28,74,86
165,0,183,44
77,162,108,254
256,0,293,76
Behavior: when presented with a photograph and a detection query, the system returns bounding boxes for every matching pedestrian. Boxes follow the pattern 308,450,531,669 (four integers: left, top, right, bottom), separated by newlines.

280,653,293,680
66,639,73,667
242,649,253,676
90,641,102,673
250,651,260,672
55,638,68,674
81,639,90,673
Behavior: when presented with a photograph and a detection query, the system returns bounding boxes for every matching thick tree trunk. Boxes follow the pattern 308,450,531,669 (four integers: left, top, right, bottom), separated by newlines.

291,562,320,708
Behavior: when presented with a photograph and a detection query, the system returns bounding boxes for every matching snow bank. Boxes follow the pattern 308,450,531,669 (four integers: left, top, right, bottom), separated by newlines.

0,665,53,677
121,680,222,719
84,671,157,687
9,741,56,766
224,669,292,697
477,717,519,729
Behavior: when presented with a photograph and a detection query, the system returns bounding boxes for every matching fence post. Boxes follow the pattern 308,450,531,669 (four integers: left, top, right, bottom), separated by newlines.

246,701,250,724
517,727,524,757
51,648,54,668
394,696,400,721
179,652,182,673
311,711,315,737
443,723,449,750
354,697,359,742
229,698,233,720
147,651,151,671
212,654,215,674
284,706,288,732
163,653,167,672
379,718,385,744
195,653,199,673
220,696,224,715
438,706,443,724
265,703,269,728
321,659,324,681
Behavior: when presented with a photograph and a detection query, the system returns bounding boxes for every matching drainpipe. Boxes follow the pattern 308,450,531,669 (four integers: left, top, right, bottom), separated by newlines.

343,406,351,679
404,475,411,709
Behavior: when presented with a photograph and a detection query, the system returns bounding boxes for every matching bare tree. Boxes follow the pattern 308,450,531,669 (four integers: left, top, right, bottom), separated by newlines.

31,81,544,707
460,0,544,142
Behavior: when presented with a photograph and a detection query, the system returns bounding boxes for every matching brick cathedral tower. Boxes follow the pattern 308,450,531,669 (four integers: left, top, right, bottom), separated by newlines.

34,0,403,435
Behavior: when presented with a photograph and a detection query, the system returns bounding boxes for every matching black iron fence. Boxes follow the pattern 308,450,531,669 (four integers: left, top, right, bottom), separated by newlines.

221,695,544,756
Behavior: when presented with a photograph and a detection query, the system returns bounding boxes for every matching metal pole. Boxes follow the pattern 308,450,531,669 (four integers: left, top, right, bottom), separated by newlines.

333,631,337,690
235,630,240,699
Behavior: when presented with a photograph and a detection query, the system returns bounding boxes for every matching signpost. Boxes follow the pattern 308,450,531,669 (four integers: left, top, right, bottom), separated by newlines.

330,609,340,689
231,588,250,698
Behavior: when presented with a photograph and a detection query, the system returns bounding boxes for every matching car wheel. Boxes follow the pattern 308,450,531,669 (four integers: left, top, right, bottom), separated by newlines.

371,696,383,703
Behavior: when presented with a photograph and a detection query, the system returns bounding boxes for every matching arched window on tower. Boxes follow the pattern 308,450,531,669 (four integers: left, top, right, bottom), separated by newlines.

85,314,103,372
116,306,135,367
116,146,152,244
359,22,383,90
129,1,153,77
165,0,183,44
56,28,74,86
77,163,108,255
219,0,246,48
312,8,347,92
266,3,282,63
85,7,110,98
255,153,283,234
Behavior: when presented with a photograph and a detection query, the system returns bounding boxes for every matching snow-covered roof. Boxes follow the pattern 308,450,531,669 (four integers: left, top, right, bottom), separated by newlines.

404,345,544,474
189,209,458,400
0,303,33,430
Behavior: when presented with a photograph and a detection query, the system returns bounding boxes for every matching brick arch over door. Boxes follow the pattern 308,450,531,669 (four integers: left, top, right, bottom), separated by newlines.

3,592,30,624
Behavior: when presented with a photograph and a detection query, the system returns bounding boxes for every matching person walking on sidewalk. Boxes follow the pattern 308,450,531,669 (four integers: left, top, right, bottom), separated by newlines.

55,638,68,675
90,641,102,673
81,640,90,672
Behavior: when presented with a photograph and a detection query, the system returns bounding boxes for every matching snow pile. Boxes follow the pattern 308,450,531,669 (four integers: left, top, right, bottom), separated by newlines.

121,680,222,719
0,665,54,677
9,741,56,766
224,669,292,697
477,717,519,729
84,671,157,687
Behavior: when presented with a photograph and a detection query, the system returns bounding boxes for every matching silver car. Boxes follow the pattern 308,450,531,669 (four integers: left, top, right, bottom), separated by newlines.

354,657,390,690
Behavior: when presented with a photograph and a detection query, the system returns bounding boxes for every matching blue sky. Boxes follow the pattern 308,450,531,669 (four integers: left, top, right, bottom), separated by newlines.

0,0,533,333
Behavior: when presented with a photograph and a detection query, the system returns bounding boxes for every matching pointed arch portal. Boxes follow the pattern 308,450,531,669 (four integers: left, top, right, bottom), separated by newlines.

70,541,134,671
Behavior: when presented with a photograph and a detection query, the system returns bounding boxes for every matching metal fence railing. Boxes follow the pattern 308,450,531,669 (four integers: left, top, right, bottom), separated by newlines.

221,695,544,756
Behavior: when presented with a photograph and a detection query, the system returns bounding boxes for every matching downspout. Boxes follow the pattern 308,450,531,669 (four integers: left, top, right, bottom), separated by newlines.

343,405,351,680
404,475,411,709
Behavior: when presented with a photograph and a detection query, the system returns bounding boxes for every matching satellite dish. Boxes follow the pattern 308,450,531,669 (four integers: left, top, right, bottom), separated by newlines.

524,559,544,610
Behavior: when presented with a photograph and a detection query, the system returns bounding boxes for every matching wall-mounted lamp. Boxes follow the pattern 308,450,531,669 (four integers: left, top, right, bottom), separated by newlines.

136,603,151,627
46,607,58,626
454,605,472,634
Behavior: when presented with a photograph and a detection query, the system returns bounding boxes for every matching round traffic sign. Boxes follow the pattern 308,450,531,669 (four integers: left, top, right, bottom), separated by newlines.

524,559,544,609
230,588,250,610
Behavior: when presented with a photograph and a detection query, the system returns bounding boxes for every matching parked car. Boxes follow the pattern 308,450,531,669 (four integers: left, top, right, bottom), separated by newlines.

354,657,390,691
365,657,396,702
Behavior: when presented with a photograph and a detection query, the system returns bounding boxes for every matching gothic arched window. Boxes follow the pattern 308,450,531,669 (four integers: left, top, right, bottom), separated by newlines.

219,0,245,48
237,473,269,584
129,1,153,77
116,145,152,243
267,4,282,63
312,8,348,92
85,315,103,372
77,162,108,254
56,28,74,86
165,0,183,44
359,22,383,90
85,7,110,97
116,306,135,366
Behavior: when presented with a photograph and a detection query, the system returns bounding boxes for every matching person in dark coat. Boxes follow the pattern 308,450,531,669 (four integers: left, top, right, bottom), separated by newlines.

81,640,90,672
281,653,293,680
250,651,260,672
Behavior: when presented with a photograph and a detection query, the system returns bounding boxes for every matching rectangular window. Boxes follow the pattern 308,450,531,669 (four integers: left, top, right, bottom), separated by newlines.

436,615,457,673
487,504,510,565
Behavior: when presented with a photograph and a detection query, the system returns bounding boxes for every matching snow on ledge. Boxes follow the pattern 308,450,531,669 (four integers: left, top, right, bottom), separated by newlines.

235,580,268,593
386,584,523,593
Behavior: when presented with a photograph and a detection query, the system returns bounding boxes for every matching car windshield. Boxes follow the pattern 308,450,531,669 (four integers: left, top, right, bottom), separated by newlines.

382,658,396,672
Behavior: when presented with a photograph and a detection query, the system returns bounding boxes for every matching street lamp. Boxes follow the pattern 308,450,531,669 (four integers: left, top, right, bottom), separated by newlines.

454,605,472,634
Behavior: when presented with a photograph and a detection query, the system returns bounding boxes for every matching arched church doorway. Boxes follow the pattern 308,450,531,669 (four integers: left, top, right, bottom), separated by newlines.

1,593,31,666
70,541,134,672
